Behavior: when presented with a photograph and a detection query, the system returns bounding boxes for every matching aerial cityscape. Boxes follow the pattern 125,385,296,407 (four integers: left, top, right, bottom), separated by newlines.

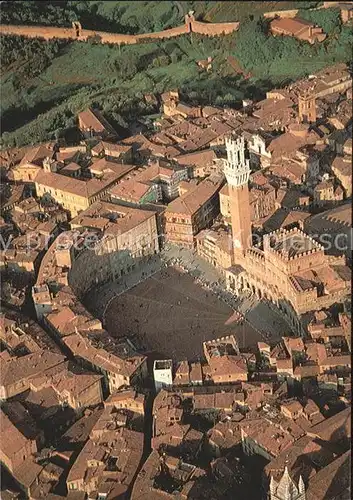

0,1,351,499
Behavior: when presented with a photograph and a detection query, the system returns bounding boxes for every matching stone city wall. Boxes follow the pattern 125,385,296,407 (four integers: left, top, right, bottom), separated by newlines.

136,24,190,41
0,17,239,46
263,9,299,19
0,24,75,40
190,19,240,35
263,2,352,19
0,4,332,46
323,1,347,7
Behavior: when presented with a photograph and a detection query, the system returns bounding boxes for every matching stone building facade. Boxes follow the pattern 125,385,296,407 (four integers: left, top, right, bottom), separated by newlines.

164,175,223,247
220,136,350,333
269,467,306,500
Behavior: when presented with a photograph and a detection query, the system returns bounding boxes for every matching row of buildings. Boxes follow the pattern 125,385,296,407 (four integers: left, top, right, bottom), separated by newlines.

1,294,350,499
0,61,351,499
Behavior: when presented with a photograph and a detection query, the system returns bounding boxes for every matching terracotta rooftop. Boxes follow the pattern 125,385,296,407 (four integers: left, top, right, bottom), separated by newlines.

208,354,248,378
282,336,305,356
34,169,122,199
264,434,334,483
281,400,303,414
202,105,223,117
70,200,156,237
289,63,351,98
63,332,146,378
305,342,327,364
67,407,144,494
131,450,217,499
293,363,320,378
0,350,65,388
104,389,145,410
109,178,152,202
267,129,318,159
11,457,43,489
306,449,350,499
310,407,351,445
270,16,316,35
207,419,243,450
0,408,36,459
332,155,351,177
253,96,295,127
89,157,136,176
166,175,223,216
29,360,103,400
175,149,217,168
164,120,202,139
241,417,295,457
20,143,55,167
91,141,132,156
78,108,116,136
264,208,311,232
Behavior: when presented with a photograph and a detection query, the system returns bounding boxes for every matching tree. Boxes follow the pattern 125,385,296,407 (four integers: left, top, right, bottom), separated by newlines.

299,8,341,33
233,18,270,71
223,92,237,105
116,56,138,79
152,55,170,67
54,129,62,141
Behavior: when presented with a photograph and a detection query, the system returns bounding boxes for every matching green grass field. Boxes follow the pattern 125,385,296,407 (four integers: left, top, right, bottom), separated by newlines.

1,1,350,149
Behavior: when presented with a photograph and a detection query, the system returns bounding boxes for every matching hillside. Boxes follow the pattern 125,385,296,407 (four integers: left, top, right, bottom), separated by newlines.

197,1,320,22
1,1,351,149
0,1,322,32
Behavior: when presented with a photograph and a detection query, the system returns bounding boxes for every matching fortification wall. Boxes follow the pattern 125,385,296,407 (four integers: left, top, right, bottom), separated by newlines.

83,29,137,44
0,3,332,46
87,25,190,44
0,18,239,46
0,24,74,40
323,1,348,7
0,24,140,44
190,20,239,35
263,9,299,19
136,24,190,40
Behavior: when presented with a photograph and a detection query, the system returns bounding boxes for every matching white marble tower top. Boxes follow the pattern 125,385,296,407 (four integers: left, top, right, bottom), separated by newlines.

224,135,250,187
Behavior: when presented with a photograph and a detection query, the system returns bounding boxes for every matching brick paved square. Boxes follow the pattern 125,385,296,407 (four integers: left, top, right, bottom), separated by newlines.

104,266,264,361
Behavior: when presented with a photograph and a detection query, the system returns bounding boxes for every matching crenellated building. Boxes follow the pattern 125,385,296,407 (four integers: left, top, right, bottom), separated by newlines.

219,135,351,333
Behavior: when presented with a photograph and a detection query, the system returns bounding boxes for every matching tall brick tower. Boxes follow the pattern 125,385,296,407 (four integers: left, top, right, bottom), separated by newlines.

298,92,316,123
224,135,252,261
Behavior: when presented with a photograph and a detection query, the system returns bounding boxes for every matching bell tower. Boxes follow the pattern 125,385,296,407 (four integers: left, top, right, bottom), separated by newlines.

298,92,316,124
224,135,252,261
